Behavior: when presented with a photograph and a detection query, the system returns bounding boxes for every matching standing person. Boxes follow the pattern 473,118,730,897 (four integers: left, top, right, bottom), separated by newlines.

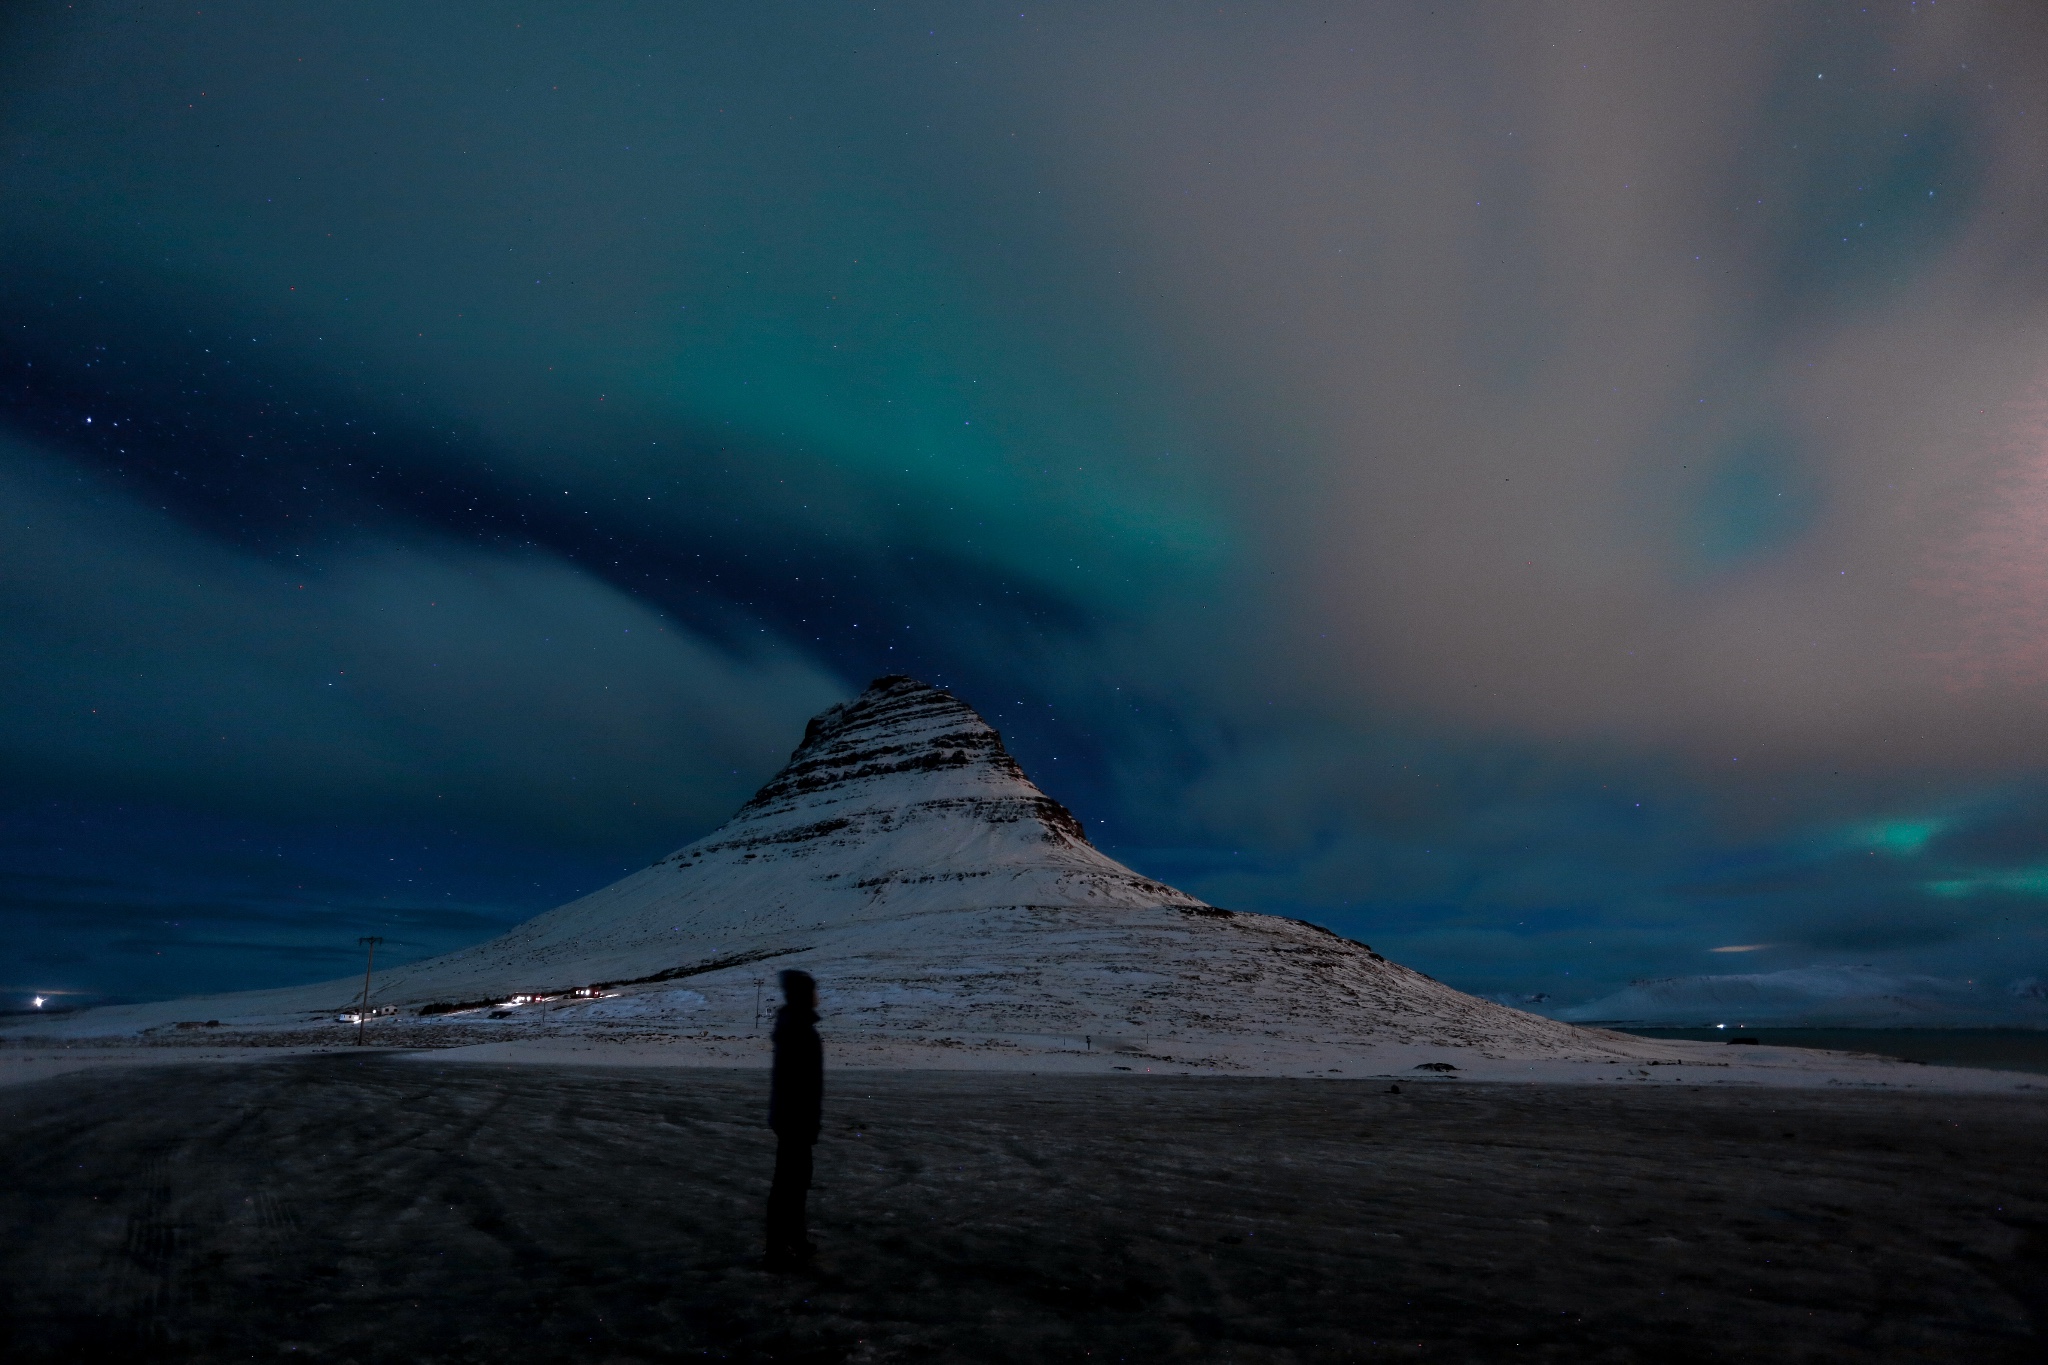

765,969,822,1267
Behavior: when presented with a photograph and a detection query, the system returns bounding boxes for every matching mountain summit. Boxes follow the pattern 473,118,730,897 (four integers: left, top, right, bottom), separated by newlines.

379,675,1218,1004
732,673,1091,844
24,677,1644,1071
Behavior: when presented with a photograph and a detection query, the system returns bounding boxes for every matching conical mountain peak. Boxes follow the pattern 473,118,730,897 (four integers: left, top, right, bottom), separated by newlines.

24,675,1646,1074
727,675,1090,848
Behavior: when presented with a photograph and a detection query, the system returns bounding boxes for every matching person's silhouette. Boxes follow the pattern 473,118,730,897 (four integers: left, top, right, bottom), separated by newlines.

765,969,822,1266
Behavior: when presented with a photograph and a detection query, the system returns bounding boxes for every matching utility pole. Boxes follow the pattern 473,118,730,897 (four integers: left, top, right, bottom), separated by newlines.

356,936,384,1046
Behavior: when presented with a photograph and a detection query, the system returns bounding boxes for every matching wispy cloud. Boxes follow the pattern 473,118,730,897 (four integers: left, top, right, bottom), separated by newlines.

2,3,2047,1005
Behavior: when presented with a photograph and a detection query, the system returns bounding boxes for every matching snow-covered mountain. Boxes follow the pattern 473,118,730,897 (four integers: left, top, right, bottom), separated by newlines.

21,677,1647,1068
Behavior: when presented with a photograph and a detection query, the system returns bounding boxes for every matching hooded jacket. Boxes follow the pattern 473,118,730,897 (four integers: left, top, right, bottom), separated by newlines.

769,1004,823,1142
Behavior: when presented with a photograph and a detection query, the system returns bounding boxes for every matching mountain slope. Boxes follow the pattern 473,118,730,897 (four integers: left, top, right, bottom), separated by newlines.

22,677,1648,1069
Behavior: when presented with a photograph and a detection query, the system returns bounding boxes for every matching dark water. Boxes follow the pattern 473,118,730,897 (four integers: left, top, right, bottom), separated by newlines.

1617,1027,2048,1075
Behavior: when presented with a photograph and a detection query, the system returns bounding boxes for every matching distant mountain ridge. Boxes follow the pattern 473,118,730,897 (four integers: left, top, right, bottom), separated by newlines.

1555,964,2048,1029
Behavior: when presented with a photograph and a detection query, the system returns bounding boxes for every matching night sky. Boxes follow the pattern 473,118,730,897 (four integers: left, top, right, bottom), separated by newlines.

6,2,2048,1017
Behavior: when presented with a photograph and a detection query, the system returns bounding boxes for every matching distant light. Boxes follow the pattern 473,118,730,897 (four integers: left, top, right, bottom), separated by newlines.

32,996,44,1008
1715,1023,1726,1029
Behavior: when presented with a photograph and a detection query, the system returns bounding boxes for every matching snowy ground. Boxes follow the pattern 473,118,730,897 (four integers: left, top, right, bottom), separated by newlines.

9,1015,2044,1095
3,1056,2043,1363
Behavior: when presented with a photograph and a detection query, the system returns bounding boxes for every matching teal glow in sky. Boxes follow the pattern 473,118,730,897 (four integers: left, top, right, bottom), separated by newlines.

4,2,2048,1018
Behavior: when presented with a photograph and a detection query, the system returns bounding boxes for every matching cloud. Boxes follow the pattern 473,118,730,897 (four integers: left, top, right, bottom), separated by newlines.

5,2,2048,1006
0,439,845,842
1029,2,2048,766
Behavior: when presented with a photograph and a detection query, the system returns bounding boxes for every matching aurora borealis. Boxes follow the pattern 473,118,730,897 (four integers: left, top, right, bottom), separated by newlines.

6,2,2048,1016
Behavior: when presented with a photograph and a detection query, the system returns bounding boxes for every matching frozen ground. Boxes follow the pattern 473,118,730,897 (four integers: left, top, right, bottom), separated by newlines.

2,1056,2043,1363
7,1024,2045,1095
